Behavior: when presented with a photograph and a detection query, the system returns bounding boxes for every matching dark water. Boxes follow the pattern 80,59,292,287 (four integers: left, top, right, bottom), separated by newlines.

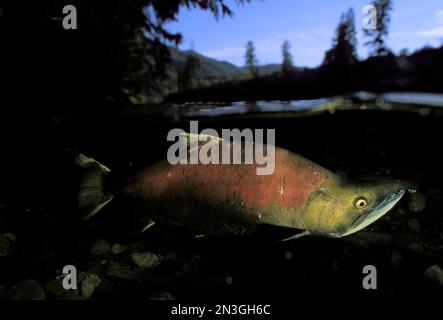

1,92,443,300
156,91,443,118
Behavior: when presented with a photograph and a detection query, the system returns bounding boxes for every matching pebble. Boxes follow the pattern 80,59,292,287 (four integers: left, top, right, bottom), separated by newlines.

6,279,46,300
45,277,68,296
107,262,134,280
332,259,339,272
90,239,111,256
390,251,402,272
284,251,293,260
111,243,127,255
0,233,16,257
181,256,204,275
408,192,427,213
131,252,160,269
79,272,102,298
408,242,424,254
408,219,420,232
149,291,176,300
424,265,443,287
106,262,144,280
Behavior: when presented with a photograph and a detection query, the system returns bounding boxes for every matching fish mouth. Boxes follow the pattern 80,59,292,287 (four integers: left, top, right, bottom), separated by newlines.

340,188,406,237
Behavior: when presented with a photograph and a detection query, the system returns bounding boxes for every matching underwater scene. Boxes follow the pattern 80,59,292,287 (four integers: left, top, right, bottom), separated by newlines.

1,0,443,315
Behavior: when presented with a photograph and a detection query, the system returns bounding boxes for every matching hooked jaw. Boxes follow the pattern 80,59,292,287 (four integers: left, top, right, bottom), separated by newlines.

339,188,406,237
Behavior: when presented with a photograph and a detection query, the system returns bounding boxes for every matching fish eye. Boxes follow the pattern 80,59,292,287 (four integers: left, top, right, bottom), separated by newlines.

354,197,367,209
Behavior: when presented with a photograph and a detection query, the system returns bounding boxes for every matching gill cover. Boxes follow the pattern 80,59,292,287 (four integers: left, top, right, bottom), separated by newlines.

300,187,357,237
299,180,406,238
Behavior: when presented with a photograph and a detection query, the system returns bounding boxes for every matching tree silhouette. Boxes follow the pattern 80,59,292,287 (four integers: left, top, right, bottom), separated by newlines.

1,0,253,110
281,41,294,74
346,8,358,60
245,41,259,78
364,0,393,56
178,54,202,91
323,10,358,67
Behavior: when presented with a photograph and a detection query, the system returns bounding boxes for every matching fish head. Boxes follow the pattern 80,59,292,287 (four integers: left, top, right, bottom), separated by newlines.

300,179,410,237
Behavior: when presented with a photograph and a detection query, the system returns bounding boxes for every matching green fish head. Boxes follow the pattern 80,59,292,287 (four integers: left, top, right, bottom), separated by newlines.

301,179,410,237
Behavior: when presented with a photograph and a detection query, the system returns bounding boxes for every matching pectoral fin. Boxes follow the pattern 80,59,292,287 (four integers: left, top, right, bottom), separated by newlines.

278,230,311,242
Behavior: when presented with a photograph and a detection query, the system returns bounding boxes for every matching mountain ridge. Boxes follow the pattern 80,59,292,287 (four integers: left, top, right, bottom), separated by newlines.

170,48,283,78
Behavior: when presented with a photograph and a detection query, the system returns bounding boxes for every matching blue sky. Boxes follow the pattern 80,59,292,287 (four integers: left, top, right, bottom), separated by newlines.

166,0,443,67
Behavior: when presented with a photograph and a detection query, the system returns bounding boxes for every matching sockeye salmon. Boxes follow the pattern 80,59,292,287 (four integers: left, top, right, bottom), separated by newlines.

77,133,409,240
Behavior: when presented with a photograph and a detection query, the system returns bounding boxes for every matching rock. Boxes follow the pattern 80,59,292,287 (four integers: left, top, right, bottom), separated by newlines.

408,192,427,213
111,243,127,255
90,239,111,256
107,262,133,279
0,233,16,257
6,279,46,300
2,233,16,242
181,255,205,275
131,252,160,269
424,265,443,287
45,277,69,296
128,241,145,251
408,242,424,254
79,272,101,298
107,262,144,280
408,219,420,232
390,251,402,272
148,291,176,300
332,259,339,272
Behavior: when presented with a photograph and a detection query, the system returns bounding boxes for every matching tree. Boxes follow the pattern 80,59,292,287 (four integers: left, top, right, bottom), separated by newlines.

323,10,358,67
346,8,358,60
1,0,253,110
178,54,202,91
245,41,259,78
364,0,393,56
281,40,294,74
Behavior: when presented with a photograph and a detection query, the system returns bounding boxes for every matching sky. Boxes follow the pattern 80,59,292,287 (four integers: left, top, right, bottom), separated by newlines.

166,0,443,67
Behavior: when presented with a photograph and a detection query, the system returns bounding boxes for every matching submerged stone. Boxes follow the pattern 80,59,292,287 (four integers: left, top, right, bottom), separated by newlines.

91,238,111,256
0,233,16,257
408,192,427,213
131,252,160,269
6,279,46,300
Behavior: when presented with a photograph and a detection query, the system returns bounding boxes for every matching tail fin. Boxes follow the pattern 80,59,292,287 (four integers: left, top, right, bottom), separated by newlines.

75,153,114,220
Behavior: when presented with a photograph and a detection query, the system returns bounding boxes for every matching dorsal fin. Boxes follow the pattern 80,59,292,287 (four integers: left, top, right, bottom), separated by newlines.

179,132,224,153
180,132,223,143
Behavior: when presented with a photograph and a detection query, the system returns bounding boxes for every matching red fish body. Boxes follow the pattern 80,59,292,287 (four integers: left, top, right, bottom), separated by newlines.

79,137,407,238
125,144,337,235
